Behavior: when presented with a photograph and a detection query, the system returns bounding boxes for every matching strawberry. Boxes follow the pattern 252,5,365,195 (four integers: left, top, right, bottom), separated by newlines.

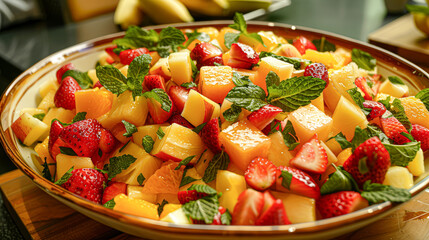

48,120,64,158
247,104,283,130
244,157,277,191
101,182,127,205
274,166,321,199
410,124,429,151
144,75,166,91
146,95,174,124
289,134,328,174
50,138,69,160
190,42,222,68
91,150,111,169
355,77,374,101
105,46,120,62
54,76,81,110
168,114,193,128
119,47,150,65
369,74,382,95
178,190,208,204
200,118,222,154
98,128,117,153
232,189,264,225
362,100,386,121
255,199,291,225
227,43,259,69
168,86,190,113
210,206,227,225
59,119,101,157
343,137,391,187
316,191,368,219
262,190,276,212
292,36,317,55
56,63,75,84
380,116,411,145
62,168,106,204
199,55,223,68
93,81,103,88
304,63,329,87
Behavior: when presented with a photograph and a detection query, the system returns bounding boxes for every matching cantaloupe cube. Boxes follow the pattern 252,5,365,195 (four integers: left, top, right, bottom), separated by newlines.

181,89,220,127
217,27,240,52
43,107,75,127
168,52,193,86
408,149,425,177
11,112,49,146
160,208,191,224
332,96,368,140
216,170,246,212
113,194,159,220
271,191,316,223
55,154,94,180
378,79,409,98
254,57,294,92
127,185,157,203
219,120,271,170
37,90,56,112
302,49,341,69
383,166,414,189
132,124,168,147
288,104,333,144
324,136,343,156
200,66,235,103
75,88,113,119
400,97,429,129
311,95,324,112
268,131,294,167
39,77,59,98
34,137,55,177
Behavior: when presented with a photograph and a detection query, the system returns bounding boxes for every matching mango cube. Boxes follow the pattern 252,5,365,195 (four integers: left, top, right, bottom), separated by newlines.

181,89,220,127
268,131,294,167
400,97,429,129
302,49,340,69
200,66,235,103
383,166,414,189
332,96,368,140
378,79,409,98
271,191,316,223
408,149,425,177
254,57,294,92
75,88,114,119
113,194,159,220
216,170,247,213
55,154,94,180
168,52,192,86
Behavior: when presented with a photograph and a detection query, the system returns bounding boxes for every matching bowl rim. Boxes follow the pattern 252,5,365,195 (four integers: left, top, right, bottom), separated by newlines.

1,20,429,236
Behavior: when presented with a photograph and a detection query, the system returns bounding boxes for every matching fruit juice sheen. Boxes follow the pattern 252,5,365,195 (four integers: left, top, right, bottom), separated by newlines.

11,13,429,227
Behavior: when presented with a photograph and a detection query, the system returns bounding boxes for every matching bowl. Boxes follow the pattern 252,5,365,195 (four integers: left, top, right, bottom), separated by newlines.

1,21,429,239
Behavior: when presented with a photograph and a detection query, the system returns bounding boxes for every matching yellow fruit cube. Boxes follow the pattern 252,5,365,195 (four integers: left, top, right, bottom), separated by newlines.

11,112,49,146
199,66,235,103
55,154,94,180
217,27,240,51
320,141,338,165
378,79,409,98
407,149,425,177
302,49,340,69
254,57,294,92
75,88,114,119
39,77,59,98
238,33,268,52
194,149,214,177
400,97,429,129
37,90,56,112
156,193,180,204
127,185,157,203
132,124,168,146
324,136,343,156
332,96,368,140
383,166,414,189
271,191,316,223
20,108,46,116
268,131,294,167
160,208,191,224
257,31,281,50
197,27,219,40
113,194,159,220
168,52,193,86
43,107,75,127
216,170,247,212
159,203,182,219
311,95,324,112
181,89,220,127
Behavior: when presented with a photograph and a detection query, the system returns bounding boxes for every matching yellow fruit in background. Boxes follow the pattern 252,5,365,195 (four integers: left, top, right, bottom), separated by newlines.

412,12,429,36
139,0,193,24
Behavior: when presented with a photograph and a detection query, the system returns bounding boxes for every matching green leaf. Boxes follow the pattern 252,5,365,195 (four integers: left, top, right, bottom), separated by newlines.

122,120,137,137
71,112,87,123
184,31,210,48
328,132,352,150
62,70,93,89
119,140,130,152
366,124,391,143
361,181,411,204
142,135,155,153
383,141,420,167
416,88,429,111
33,113,45,121
225,84,267,112
232,71,251,87
107,154,137,180
390,98,412,131
188,184,218,195
406,4,429,15
223,104,242,122
190,59,199,81
192,123,207,134
54,166,74,185
243,32,265,47
181,82,198,89
229,12,247,33
347,87,371,116
358,156,369,174
280,170,293,190
321,164,354,195
143,88,172,112
103,199,116,209
126,77,143,100
128,54,152,80
388,76,405,85
202,151,230,183
157,199,168,216
59,146,78,156
180,175,198,188
258,52,302,70
42,158,54,182
159,27,186,47
267,76,326,112
175,155,195,170
351,48,376,71
182,195,219,224
156,127,165,139
137,173,145,185
281,120,299,151
220,209,232,225
265,71,281,89
114,26,159,49
224,32,240,49
96,65,128,95
378,96,392,111
351,126,371,151
312,37,336,52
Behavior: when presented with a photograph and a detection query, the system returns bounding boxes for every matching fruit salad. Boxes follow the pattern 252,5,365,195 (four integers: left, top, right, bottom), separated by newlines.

10,13,429,226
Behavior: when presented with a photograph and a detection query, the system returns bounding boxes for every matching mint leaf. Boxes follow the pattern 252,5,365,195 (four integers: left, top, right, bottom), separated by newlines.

202,151,230,183
378,96,391,110
224,32,240,49
182,195,219,224
62,69,93,89
184,30,210,48
232,71,251,87
321,164,354,195
142,135,154,153
225,84,267,112
267,76,326,112
416,88,429,111
406,4,429,15
107,154,137,180
157,199,168,216
361,181,411,204
388,76,405,85
328,132,352,150
137,173,145,185
72,112,87,123
312,37,336,52
259,52,303,70
143,88,172,112
192,123,206,134
54,166,74,185
126,77,143,100
122,120,137,137
158,27,186,48
188,184,218,195
156,127,165,139
42,158,54,182
267,121,281,135
351,48,376,71
221,209,232,225
33,113,45,121
96,65,128,95
190,59,199,81
128,54,152,81
347,87,371,116
181,82,197,89
280,170,293,190
391,99,412,131
229,12,247,33
175,155,195,170
119,140,130,153
223,104,242,122
366,124,391,144
180,169,198,188
383,141,420,167
281,120,299,150
103,199,116,209
113,26,159,50
243,32,265,47
265,71,280,89
59,146,78,156
351,126,371,151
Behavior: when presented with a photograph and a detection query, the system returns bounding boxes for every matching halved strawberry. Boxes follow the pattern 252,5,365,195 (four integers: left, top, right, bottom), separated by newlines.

317,191,368,219
168,86,190,113
255,199,291,225
190,42,222,67
245,157,277,191
62,168,106,204
274,166,321,199
380,116,411,145
289,134,328,174
144,75,166,91
292,36,317,55
102,181,127,205
105,46,120,62
227,43,259,69
59,119,101,157
54,76,82,110
98,128,118,153
48,120,64,157
262,190,276,212
146,94,174,124
355,76,374,101
119,48,150,65
178,190,208,204
304,63,329,87
369,74,382,95
200,118,222,154
362,100,386,121
232,189,264,225
410,124,429,151
169,114,193,128
199,55,223,68
56,63,75,84
93,81,103,88
247,104,283,130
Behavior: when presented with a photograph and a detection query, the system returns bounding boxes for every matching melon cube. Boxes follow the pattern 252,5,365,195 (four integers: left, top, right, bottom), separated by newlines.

268,131,294,167
257,31,281,50
43,107,75,127
378,79,409,98
407,149,425,177
324,136,343,156
311,95,324,112
11,112,49,146
332,96,368,140
113,194,159,220
37,90,56,112
219,120,271,170
39,77,59,98
127,185,157,203
200,66,235,103
75,88,114,119
168,52,193,86
216,170,247,212
383,166,414,189
271,191,316,223
181,89,220,127
55,154,94,180
400,97,429,129
254,57,294,92
288,104,333,144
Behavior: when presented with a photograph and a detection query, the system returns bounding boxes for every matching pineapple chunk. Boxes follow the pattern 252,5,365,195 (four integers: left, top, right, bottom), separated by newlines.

383,166,414,189
11,112,49,146
127,185,157,203
332,96,368,140
37,90,56,112
271,191,316,223
378,79,409,98
87,69,99,85
39,77,59,99
160,208,191,224
268,131,294,167
254,57,294,92
20,108,46,116
159,203,182,219
407,149,425,177
43,107,75,127
55,154,94,180
168,52,193,86
113,194,159,220
216,170,246,213
132,124,168,146
181,89,220,127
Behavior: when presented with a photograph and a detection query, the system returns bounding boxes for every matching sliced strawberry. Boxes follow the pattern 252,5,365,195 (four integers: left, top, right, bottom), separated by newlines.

146,94,174,124
227,43,259,69
168,86,190,113
62,168,106,204
355,76,374,101
289,134,328,174
245,157,277,191
255,199,291,225
119,47,150,65
274,166,321,199
59,119,101,157
262,190,276,212
363,100,386,121
50,138,69,160
56,63,75,84
343,137,391,187
98,128,118,153
304,63,329,87
144,75,166,91
380,116,411,145
91,150,111,169
169,114,193,128
247,104,283,130
102,181,127,205
190,42,222,63
48,120,64,157
93,81,103,88
410,124,429,151
200,118,222,154
199,56,223,69
292,36,317,55
178,190,208,204
232,189,264,225
105,46,120,62
317,191,368,219
54,76,82,110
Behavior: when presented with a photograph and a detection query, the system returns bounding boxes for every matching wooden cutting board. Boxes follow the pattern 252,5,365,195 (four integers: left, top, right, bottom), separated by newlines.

0,169,428,240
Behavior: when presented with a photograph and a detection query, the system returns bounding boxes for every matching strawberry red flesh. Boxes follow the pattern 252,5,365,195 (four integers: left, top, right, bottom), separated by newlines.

144,75,166,91
355,76,374,101
289,134,328,174
146,95,174,124
54,76,82,110
210,206,227,225
362,100,386,121
410,124,429,151
119,48,150,65
255,199,291,225
48,120,64,157
168,86,190,113
105,46,120,62
304,63,329,87
168,114,193,128
292,36,317,55
247,104,283,130
199,55,224,69
316,191,368,219
62,168,106,204
59,119,101,157
232,189,264,225
93,81,103,88
98,128,118,153
228,43,259,69
200,118,222,154
178,190,208,204
380,116,411,145
102,182,127,205
190,42,222,63
245,157,277,191
274,166,321,199
56,63,75,84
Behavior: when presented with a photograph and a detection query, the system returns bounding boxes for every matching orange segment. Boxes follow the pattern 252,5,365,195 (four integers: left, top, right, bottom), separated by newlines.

400,97,429,129
142,161,184,195
75,88,113,119
200,66,235,103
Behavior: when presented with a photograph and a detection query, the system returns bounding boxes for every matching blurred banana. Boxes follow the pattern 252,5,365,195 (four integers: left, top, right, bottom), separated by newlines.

227,0,272,14
139,0,194,24
178,0,229,16
114,0,144,29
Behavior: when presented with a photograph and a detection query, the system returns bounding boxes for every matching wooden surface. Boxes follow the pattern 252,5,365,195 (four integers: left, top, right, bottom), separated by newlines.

0,169,428,240
368,14,429,72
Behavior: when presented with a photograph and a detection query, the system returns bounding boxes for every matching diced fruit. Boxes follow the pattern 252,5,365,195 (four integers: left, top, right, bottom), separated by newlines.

149,57,172,80
113,194,159,220
227,43,259,69
11,112,49,146
316,191,368,219
343,137,391,187
194,149,215,177
42,107,75,127
142,161,184,195
271,191,316,223
292,36,317,55
331,96,368,140
383,166,414,189
127,185,157,203
54,76,82,110
232,189,264,225
216,170,247,213
178,190,208,204
102,182,127,205
267,131,294,167
38,90,56,111
55,154,94,180
407,149,425,177
200,118,222,154
355,77,374,100
105,46,120,62
378,79,409,98
160,207,191,224
199,66,234,103
110,122,131,144
59,119,101,157
244,157,277,191
169,114,193,128
219,99,251,123
181,89,220,127
39,77,59,98
190,42,223,69
271,43,302,58
290,135,328,174
144,75,166,91
254,56,294,92
56,63,74,84
34,137,55,177
146,93,174,124
302,50,341,69
48,120,64,156
380,116,411,145
169,85,190,113
157,193,180,205
61,168,105,203
410,124,429,151
247,104,282,130
132,124,168,146
219,120,271,170
98,128,117,153
168,51,193,86
363,100,386,121
119,48,150,65
400,97,429,129
217,27,240,51
255,199,291,225
75,88,113,119
304,63,329,87
274,166,321,199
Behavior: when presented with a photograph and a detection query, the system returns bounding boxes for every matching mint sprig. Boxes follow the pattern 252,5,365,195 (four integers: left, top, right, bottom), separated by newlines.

390,99,412,131
351,48,376,71
107,154,137,180
180,169,198,188
157,199,169,216
361,181,411,204
224,12,265,49
202,151,230,183
388,76,405,85
383,141,420,167
182,185,220,224
143,88,172,112
71,112,87,123
416,88,429,111
222,104,242,122
142,135,154,153
122,120,137,137
321,165,359,195
280,170,293,190
328,132,352,150
232,71,251,87
225,84,267,112
347,87,371,116
33,113,45,121
62,69,93,89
